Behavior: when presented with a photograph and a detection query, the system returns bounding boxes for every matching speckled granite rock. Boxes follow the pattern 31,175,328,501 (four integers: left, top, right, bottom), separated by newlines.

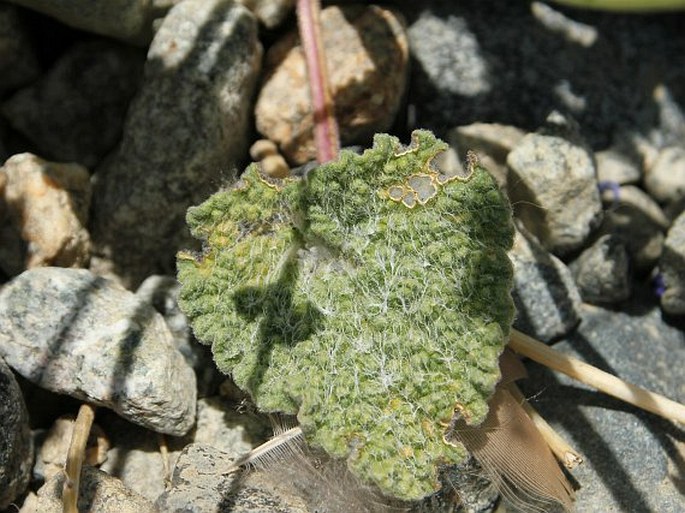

520,300,685,513
659,210,685,315
507,112,603,256
91,0,261,287
0,153,91,277
2,41,144,168
0,357,33,510
2,0,174,45
569,234,631,305
255,4,408,164
155,443,310,513
509,225,582,342
645,146,685,205
19,465,156,513
0,4,40,95
0,267,196,436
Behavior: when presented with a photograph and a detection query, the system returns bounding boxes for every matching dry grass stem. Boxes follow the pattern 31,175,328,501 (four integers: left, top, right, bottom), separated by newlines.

158,432,171,486
509,328,685,425
62,403,96,513
508,383,583,469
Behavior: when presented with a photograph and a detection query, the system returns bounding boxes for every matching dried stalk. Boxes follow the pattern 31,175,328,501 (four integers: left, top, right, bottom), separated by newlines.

509,328,685,425
296,0,340,162
62,403,96,513
508,383,583,469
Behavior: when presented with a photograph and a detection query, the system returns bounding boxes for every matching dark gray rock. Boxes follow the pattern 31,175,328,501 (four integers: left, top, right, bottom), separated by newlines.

509,226,582,342
569,234,631,304
20,465,156,513
659,210,685,315
520,301,685,513
0,267,196,436
599,185,669,272
2,0,174,45
0,358,33,510
0,4,40,95
507,112,603,256
2,41,144,168
90,0,262,287
155,443,310,513
645,146,685,205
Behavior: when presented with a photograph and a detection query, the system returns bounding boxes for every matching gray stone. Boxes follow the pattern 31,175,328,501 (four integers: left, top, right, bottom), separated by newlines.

237,0,294,28
0,357,33,510
0,153,91,277
520,301,685,513
645,146,685,205
599,185,669,272
509,225,582,342
2,41,144,169
19,465,156,513
90,0,262,287
155,443,310,513
0,267,196,436
659,210,685,315
595,147,641,185
569,234,631,304
0,4,40,95
2,0,174,45
506,113,603,256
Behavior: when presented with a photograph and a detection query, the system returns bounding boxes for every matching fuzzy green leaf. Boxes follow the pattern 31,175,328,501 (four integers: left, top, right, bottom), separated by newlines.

177,130,515,500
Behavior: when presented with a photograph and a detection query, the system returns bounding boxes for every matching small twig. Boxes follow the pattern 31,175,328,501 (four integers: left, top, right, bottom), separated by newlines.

509,329,685,425
507,383,583,469
62,403,96,513
296,0,340,163
158,432,171,486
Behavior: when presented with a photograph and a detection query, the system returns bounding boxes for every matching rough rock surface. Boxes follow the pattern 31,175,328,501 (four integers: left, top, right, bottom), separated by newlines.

237,0,294,28
255,4,408,165
506,113,603,256
155,443,310,513
595,147,642,185
0,4,40,95
569,234,631,304
2,41,144,168
0,153,91,277
19,465,156,513
2,0,174,45
599,185,669,271
0,267,196,436
0,357,33,510
509,225,582,342
521,300,685,513
645,146,685,205
659,210,685,315
90,0,262,287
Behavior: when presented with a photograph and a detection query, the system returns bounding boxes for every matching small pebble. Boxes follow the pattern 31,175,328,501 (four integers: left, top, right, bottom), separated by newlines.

237,0,295,28
659,210,685,315
644,146,685,205
595,147,642,185
569,234,631,304
0,153,91,277
599,185,669,272
255,5,408,165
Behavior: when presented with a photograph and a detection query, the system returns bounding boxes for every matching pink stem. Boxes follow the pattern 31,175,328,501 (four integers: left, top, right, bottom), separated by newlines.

296,0,340,163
